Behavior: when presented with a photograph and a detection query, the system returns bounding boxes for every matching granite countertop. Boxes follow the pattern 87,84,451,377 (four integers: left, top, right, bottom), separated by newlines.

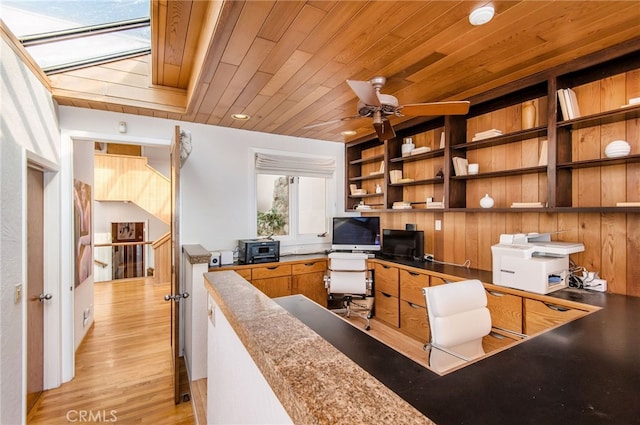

204,271,433,425
183,244,212,265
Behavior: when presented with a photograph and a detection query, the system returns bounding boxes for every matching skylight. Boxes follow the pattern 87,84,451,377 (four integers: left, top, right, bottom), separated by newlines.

1,0,150,74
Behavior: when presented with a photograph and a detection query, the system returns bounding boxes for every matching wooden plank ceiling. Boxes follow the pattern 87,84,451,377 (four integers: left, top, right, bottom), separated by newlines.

48,0,640,143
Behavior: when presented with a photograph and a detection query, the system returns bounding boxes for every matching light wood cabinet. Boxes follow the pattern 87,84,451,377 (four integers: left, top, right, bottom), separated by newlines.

234,268,252,281
291,260,328,307
251,276,291,299
374,263,399,296
399,300,429,343
373,263,399,327
485,288,523,334
375,290,399,327
524,298,588,335
399,269,429,306
251,264,292,280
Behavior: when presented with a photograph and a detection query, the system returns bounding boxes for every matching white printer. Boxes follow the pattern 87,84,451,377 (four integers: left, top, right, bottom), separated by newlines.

491,233,584,294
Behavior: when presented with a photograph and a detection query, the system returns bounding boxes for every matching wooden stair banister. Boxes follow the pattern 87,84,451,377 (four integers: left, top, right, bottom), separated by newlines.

152,232,171,283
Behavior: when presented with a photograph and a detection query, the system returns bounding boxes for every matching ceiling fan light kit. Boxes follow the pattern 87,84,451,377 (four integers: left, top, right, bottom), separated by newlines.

469,5,495,26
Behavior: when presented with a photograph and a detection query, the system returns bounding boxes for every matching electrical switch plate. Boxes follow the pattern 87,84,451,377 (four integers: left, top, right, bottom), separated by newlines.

15,284,23,303
435,220,442,231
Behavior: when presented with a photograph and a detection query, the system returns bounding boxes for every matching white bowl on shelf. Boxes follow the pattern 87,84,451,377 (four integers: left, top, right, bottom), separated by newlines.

604,140,630,158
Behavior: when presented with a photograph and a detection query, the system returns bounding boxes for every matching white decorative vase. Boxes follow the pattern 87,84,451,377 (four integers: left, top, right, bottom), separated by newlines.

480,194,494,208
522,100,536,129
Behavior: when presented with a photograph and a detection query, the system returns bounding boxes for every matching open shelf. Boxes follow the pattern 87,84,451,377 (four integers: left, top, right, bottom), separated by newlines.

557,154,640,169
452,127,548,151
451,166,547,180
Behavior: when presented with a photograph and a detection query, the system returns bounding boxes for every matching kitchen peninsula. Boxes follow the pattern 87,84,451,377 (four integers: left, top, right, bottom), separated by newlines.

204,268,640,424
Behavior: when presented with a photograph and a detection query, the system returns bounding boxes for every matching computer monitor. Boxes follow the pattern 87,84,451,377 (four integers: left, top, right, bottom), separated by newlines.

331,217,380,251
381,229,424,261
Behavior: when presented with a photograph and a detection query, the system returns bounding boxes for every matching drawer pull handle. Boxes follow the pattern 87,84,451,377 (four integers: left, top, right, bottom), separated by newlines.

382,265,391,269
487,290,505,297
407,302,421,309
409,272,420,276
544,302,570,312
267,266,278,270
303,262,315,266
381,292,392,298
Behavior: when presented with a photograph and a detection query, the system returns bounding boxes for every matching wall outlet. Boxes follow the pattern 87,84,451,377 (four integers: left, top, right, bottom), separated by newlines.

435,220,442,231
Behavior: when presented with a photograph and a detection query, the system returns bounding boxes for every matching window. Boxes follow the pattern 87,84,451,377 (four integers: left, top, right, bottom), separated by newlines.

255,152,335,245
1,0,150,74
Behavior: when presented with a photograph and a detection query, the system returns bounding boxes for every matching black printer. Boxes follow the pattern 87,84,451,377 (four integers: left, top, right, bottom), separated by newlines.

238,239,280,264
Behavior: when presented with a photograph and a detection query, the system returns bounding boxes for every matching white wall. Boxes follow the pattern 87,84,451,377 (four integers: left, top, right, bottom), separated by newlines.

73,140,95,350
58,107,346,254
1,36,61,425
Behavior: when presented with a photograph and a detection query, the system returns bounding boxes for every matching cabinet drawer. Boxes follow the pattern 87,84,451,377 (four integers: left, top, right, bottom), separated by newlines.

485,288,523,334
251,264,292,279
399,300,429,343
375,290,399,328
524,298,588,335
374,263,399,296
291,260,327,275
399,269,429,306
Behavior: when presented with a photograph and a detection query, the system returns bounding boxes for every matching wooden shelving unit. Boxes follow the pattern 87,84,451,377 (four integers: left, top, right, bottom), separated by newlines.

344,41,640,213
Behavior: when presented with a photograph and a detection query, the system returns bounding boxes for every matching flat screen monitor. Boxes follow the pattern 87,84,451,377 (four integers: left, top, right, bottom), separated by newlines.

331,217,380,251
381,229,424,261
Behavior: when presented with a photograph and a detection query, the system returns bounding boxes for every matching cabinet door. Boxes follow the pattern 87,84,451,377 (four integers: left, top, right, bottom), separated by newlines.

374,263,399,296
292,272,327,307
399,300,429,343
251,276,291,298
524,298,588,335
374,290,399,327
485,288,523,334
399,269,429,306
235,268,252,281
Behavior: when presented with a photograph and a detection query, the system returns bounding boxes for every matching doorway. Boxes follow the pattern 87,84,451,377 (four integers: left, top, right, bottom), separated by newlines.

26,166,45,414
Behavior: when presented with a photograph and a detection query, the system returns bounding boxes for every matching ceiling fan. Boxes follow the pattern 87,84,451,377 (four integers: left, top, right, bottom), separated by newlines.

304,76,470,140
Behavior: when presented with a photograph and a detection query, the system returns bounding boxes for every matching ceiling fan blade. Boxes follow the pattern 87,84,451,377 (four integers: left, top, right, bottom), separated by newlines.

373,118,396,140
399,101,470,116
346,80,381,107
303,115,363,129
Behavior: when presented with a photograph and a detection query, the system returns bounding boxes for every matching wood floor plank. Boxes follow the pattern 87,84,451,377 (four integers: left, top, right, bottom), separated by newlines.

27,278,195,424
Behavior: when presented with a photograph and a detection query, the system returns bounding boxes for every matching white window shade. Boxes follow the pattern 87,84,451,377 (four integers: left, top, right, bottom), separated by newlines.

255,153,335,177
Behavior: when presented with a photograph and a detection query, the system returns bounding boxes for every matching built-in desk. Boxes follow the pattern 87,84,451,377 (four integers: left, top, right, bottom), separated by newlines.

205,269,640,425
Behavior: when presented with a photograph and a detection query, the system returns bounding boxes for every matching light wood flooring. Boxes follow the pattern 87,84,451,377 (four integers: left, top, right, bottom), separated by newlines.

27,278,195,424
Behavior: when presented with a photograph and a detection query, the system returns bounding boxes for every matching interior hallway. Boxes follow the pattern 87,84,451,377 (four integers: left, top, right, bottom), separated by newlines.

27,278,195,424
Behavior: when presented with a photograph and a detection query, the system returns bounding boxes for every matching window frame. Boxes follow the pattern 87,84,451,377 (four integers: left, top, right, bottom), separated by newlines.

252,149,335,249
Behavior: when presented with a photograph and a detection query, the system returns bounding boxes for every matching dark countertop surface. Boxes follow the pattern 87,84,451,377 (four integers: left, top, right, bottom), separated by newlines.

276,290,640,425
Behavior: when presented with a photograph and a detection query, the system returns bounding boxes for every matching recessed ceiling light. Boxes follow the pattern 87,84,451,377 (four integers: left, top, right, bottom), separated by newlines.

341,130,357,137
231,113,250,120
469,5,495,26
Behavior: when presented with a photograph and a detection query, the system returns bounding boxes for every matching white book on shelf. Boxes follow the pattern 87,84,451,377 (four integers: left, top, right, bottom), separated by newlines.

558,89,570,120
566,88,581,118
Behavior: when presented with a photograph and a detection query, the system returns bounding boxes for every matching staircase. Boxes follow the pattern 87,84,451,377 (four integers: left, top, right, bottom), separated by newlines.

94,153,170,224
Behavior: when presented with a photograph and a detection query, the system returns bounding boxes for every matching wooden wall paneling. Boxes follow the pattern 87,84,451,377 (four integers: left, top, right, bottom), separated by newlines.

433,211,445,259
521,212,540,235
465,213,479,268
557,212,580,265
452,212,467,265
538,212,558,236
442,212,455,261
627,214,640,297
577,213,602,276
600,213,627,295
574,126,601,207
476,213,493,271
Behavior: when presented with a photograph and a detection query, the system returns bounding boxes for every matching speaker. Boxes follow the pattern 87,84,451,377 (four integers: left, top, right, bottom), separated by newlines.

405,223,417,231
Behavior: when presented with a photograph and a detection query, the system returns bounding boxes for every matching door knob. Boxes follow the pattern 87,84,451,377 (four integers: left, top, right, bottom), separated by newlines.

38,293,52,302
164,292,190,302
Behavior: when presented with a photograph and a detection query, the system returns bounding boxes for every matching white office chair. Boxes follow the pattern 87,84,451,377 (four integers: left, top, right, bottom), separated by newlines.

324,252,373,330
422,279,491,373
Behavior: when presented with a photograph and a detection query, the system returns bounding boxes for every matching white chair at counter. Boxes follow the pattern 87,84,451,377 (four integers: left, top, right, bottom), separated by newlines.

324,252,373,330
422,279,491,373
